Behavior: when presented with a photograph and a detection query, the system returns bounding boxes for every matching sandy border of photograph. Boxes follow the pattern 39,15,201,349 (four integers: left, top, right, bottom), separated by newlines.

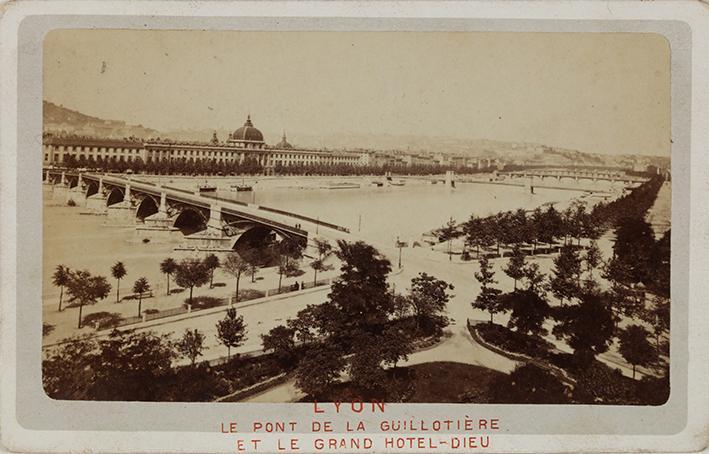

1,2,707,453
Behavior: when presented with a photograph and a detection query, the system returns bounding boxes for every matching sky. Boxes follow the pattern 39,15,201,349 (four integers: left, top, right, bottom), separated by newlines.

44,29,671,156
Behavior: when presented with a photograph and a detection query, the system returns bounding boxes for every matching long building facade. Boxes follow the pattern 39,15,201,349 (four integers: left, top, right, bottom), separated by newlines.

43,115,362,172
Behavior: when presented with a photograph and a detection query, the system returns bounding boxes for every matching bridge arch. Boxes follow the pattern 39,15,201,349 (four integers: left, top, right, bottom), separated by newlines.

106,187,124,206
85,180,99,197
135,195,159,221
173,207,208,235
232,225,279,255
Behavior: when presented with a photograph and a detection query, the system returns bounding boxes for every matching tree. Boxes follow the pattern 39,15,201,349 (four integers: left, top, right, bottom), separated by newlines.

240,247,263,283
530,207,545,253
93,330,175,401
439,217,458,261
216,307,247,359
510,208,531,246
160,257,177,295
52,264,71,312
204,253,220,289
522,262,546,294
618,325,657,379
310,237,334,285
379,325,414,370
111,261,127,303
295,344,346,399
500,289,551,337
472,256,504,323
274,239,304,291
132,277,151,317
42,336,98,399
174,258,210,305
612,217,656,285
223,252,249,303
176,328,206,366
552,292,615,365
286,240,406,395
550,245,582,305
641,296,670,353
531,205,563,250
503,246,526,290
489,363,568,404
65,270,112,328
649,229,670,297
261,325,297,369
584,240,602,281
408,272,453,335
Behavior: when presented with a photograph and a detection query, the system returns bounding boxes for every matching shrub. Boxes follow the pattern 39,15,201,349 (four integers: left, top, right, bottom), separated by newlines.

81,311,124,330
571,361,639,404
238,289,266,301
476,323,554,358
285,268,306,278
67,199,77,207
185,296,224,310
488,363,569,404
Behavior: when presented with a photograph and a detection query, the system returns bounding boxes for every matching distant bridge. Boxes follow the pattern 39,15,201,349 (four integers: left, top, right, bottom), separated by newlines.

501,169,647,184
43,170,349,251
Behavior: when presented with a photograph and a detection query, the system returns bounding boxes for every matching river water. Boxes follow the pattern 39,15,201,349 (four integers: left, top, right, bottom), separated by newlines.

43,177,617,300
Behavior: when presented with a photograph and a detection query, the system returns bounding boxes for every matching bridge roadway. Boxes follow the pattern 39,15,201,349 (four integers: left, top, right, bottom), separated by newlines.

502,169,647,184
94,173,313,239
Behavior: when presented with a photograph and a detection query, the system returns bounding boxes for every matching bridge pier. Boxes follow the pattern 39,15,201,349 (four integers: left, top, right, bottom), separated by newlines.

85,178,108,213
66,173,87,206
105,183,135,225
51,172,70,203
183,203,234,251
136,191,181,242
444,170,455,187
43,170,53,188
67,186,87,206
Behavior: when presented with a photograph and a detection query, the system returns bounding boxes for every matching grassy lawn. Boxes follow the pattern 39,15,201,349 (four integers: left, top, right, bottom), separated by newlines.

404,362,505,403
305,362,505,403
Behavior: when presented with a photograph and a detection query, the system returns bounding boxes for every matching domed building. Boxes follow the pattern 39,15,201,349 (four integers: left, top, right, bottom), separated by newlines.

227,115,265,149
275,131,294,149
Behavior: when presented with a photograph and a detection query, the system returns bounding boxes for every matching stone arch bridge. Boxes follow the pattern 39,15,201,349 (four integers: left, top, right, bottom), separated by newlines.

43,170,311,251
502,169,646,185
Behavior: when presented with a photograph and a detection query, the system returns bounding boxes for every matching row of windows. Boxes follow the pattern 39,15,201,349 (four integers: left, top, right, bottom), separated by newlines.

48,146,141,154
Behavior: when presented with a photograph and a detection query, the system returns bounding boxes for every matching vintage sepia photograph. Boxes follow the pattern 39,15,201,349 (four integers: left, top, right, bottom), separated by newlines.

41,29,672,406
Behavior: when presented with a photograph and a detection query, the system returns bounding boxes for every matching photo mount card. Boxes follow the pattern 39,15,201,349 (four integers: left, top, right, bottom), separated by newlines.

1,1,708,453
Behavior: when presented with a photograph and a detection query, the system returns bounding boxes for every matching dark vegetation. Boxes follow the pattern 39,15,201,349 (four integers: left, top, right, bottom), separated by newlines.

468,174,670,405
310,362,505,403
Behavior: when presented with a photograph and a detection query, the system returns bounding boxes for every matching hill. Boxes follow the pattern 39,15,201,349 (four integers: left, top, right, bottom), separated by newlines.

43,101,158,139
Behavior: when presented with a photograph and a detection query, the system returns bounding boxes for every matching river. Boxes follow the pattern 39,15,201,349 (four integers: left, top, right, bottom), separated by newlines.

43,176,618,300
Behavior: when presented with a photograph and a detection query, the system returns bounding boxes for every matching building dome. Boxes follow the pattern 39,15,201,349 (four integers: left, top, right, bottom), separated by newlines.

276,131,294,149
232,115,264,143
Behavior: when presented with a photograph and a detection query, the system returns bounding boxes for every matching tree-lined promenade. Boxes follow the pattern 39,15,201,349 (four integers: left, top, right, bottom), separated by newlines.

46,237,313,337
43,239,454,401
436,175,664,264
465,175,670,404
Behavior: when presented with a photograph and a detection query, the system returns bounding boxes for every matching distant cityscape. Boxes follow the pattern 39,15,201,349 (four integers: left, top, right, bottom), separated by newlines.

43,101,669,175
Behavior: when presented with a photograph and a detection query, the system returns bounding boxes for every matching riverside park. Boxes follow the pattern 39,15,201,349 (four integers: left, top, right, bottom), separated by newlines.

42,169,671,404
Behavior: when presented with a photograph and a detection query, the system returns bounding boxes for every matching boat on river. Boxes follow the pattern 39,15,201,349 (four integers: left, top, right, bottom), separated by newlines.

198,182,217,193
322,182,361,190
231,178,253,192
